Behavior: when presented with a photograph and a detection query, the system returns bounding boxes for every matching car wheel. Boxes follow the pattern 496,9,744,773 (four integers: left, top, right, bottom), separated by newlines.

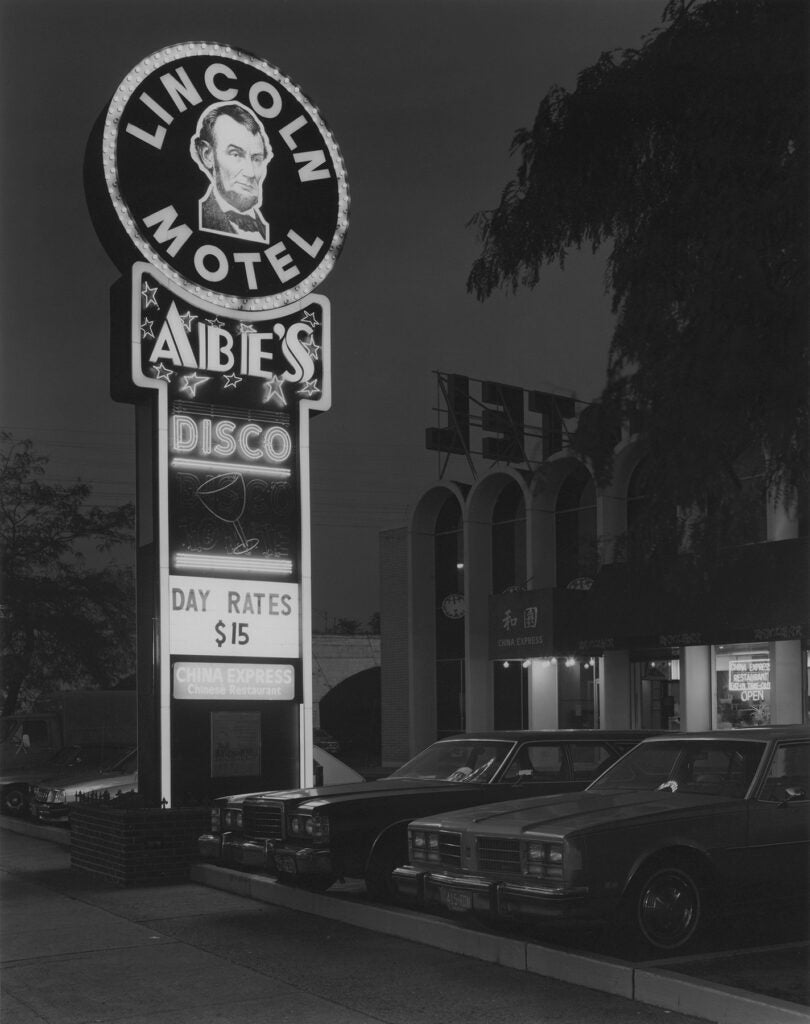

2,787,28,817
628,859,703,953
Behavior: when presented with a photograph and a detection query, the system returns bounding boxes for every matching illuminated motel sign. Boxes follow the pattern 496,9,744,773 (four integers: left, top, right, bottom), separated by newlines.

87,43,348,806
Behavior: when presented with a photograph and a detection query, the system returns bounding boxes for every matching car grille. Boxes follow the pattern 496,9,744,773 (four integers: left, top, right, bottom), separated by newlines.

437,831,462,869
477,837,521,874
33,786,48,802
242,801,284,840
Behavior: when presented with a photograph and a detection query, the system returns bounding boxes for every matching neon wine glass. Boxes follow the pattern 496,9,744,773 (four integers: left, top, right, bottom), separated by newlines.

195,473,259,554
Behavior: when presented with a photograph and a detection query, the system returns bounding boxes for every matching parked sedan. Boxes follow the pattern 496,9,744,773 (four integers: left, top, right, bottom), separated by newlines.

0,743,132,817
393,727,809,954
198,730,656,900
30,747,138,824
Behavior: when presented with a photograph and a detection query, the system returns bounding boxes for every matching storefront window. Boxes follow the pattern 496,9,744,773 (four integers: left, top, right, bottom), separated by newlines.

558,659,597,729
714,643,771,728
493,659,528,729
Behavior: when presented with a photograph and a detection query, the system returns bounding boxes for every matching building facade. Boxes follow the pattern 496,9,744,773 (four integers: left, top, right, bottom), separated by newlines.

380,415,808,766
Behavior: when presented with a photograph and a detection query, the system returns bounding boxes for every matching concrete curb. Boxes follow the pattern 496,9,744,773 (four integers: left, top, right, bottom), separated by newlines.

191,863,810,1024
0,816,71,846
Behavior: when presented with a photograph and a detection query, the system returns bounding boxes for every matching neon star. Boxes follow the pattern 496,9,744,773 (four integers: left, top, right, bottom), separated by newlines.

262,375,287,406
141,282,159,309
141,318,155,339
223,372,243,390
206,316,225,329
180,310,197,331
302,336,321,359
179,372,210,397
152,362,174,382
236,322,253,336
298,380,320,398
302,310,320,329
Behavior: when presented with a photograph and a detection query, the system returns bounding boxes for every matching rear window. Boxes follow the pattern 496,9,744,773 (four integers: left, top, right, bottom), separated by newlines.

569,743,618,781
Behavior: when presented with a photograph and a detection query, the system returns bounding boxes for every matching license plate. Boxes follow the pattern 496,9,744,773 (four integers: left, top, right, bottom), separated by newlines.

443,888,472,913
276,855,297,874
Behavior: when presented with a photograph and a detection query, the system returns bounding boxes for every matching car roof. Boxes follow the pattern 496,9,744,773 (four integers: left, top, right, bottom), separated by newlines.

634,727,809,742
434,730,662,742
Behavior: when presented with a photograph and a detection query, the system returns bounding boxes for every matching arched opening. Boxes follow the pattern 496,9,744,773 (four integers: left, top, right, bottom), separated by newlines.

491,480,527,592
491,480,528,729
555,464,597,587
434,496,465,738
319,667,381,769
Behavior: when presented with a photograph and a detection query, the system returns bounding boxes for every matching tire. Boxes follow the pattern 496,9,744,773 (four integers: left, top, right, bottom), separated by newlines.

2,787,28,817
625,859,704,954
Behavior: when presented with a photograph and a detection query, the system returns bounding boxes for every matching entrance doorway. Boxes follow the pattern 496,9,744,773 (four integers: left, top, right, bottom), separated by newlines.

630,654,681,730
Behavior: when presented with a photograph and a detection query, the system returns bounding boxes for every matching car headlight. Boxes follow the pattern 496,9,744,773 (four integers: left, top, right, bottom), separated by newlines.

289,813,330,840
410,829,441,863
525,841,564,879
223,808,243,830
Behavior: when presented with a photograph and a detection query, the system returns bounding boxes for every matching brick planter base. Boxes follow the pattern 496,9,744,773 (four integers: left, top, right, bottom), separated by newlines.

70,804,209,886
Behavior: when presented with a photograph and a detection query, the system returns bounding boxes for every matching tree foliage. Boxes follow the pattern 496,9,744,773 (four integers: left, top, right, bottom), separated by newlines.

468,0,807,526
0,434,136,715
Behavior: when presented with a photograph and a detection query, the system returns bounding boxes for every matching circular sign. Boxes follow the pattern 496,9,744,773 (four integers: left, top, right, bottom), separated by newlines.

102,42,349,311
441,593,465,619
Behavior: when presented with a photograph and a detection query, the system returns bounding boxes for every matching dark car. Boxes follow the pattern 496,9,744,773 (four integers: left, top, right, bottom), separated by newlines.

393,727,809,954
198,730,655,900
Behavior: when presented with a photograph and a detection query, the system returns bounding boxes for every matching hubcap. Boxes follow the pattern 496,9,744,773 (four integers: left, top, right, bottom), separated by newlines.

638,868,700,949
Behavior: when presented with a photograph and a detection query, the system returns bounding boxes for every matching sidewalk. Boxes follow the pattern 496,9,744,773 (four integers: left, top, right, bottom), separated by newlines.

1,817,808,1024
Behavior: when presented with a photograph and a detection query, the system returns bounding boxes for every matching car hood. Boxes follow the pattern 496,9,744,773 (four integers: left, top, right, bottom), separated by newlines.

240,776,485,808
3,762,121,786
419,789,741,838
35,769,137,795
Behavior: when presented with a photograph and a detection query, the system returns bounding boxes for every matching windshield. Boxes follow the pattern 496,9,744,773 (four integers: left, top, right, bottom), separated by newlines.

389,739,513,783
49,745,130,769
102,749,138,773
588,739,766,797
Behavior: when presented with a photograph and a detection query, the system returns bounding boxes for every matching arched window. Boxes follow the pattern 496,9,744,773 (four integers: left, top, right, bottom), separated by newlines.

626,459,652,563
434,497,465,737
555,465,597,587
491,480,526,593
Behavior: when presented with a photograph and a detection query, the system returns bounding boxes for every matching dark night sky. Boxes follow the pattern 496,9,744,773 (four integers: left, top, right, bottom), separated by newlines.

0,0,663,624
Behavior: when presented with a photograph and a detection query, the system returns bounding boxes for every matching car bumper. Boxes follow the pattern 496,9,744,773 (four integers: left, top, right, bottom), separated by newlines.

393,866,597,922
197,833,278,872
197,833,224,860
29,801,69,824
272,844,334,879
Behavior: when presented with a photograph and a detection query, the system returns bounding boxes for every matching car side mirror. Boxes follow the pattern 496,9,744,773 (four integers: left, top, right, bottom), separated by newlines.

516,769,534,781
